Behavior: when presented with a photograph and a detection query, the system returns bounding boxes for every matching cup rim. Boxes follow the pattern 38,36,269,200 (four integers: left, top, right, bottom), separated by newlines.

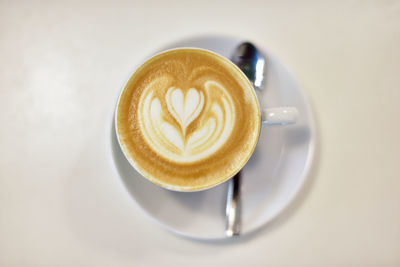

114,47,262,192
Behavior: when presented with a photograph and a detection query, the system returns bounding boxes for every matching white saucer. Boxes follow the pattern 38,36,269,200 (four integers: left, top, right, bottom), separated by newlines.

110,36,316,240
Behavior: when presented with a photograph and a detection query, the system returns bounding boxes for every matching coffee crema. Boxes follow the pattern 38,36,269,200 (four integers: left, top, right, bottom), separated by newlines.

116,49,260,191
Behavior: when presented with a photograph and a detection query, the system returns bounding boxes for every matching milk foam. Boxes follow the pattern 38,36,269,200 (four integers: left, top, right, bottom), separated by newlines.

139,78,235,163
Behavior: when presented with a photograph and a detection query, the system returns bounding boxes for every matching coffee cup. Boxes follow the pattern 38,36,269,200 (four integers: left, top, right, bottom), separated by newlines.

115,48,298,191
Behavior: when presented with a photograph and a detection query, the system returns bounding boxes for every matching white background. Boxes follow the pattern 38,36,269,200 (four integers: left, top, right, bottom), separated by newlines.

1,0,399,266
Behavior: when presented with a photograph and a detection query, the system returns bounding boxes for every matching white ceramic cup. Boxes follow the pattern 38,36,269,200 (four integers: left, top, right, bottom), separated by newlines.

115,48,298,191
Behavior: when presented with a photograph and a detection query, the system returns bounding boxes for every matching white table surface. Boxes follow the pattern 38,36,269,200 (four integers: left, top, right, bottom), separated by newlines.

1,1,399,266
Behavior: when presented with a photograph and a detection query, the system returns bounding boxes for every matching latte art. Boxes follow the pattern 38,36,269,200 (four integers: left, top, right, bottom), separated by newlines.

116,49,260,191
140,80,235,163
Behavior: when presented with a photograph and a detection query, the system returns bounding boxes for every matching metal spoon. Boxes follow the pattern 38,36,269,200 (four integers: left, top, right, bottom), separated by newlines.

225,42,266,237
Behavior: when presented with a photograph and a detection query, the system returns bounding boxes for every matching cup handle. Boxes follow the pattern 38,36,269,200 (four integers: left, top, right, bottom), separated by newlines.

262,107,299,127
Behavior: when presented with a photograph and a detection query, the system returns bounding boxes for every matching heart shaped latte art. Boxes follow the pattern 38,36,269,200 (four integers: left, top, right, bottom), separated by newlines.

139,78,235,163
165,87,205,135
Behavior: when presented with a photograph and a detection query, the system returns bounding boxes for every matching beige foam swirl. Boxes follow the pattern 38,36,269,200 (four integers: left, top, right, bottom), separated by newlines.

138,78,235,163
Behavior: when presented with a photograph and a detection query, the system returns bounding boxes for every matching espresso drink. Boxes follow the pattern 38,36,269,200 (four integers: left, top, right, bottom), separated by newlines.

116,49,260,191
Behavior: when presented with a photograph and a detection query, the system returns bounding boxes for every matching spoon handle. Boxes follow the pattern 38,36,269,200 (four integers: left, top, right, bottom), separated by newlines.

225,172,241,237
